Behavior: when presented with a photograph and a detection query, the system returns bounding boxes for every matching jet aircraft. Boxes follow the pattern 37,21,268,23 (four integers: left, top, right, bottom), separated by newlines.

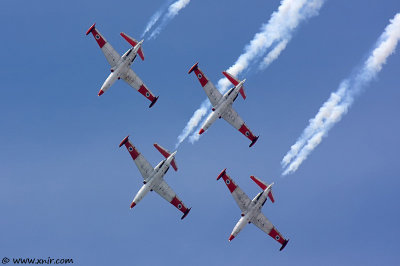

188,63,259,147
86,23,158,107
217,169,289,250
119,136,191,219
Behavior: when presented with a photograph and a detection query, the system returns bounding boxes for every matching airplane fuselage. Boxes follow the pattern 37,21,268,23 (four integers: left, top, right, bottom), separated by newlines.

201,80,245,132
100,43,142,94
131,152,175,205
230,185,272,238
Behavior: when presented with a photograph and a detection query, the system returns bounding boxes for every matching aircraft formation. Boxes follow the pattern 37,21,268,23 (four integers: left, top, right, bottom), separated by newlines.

86,23,288,251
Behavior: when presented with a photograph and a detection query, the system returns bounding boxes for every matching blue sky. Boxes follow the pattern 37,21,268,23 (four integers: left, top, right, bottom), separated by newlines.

1,0,400,265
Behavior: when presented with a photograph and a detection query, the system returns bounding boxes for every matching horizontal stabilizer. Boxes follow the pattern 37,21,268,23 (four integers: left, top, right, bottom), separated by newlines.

222,71,246,99
120,32,145,61
250,176,275,203
154,143,178,171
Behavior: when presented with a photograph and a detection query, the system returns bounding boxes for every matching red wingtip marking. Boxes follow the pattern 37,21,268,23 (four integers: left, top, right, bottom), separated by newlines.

130,202,136,208
228,235,235,241
98,90,104,96
199,129,205,135
86,23,96,35
217,168,227,180
119,136,130,147
188,62,199,74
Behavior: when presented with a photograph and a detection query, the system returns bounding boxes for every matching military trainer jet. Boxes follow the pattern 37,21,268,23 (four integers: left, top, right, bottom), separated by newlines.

188,63,259,147
119,136,191,219
217,169,289,251
86,23,158,107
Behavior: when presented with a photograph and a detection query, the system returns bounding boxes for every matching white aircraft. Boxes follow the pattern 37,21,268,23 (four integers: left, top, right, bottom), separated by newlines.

86,23,158,108
188,63,259,147
217,169,289,251
119,136,191,219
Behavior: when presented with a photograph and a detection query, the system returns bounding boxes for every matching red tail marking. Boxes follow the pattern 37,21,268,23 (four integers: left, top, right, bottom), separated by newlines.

268,192,275,203
222,71,239,86
239,87,246,99
250,176,267,190
250,176,275,203
228,235,235,241
154,144,177,171
120,33,144,60
130,202,136,208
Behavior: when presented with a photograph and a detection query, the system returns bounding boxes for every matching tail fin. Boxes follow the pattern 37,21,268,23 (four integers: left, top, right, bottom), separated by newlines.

120,32,145,61
222,71,246,99
154,144,178,171
250,176,275,203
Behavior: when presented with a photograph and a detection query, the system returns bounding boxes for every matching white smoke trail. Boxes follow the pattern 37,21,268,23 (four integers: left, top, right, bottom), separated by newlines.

141,0,174,38
176,0,325,147
282,13,400,175
149,0,191,40
142,10,163,38
260,39,289,69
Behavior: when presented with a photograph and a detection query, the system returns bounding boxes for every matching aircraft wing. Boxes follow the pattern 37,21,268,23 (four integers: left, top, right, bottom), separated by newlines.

153,180,191,219
86,24,120,67
217,169,251,212
119,136,154,179
121,69,158,107
251,212,288,248
188,63,222,106
221,105,259,147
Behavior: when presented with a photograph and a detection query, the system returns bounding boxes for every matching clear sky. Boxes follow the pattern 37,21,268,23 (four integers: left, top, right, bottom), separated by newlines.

1,0,400,265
